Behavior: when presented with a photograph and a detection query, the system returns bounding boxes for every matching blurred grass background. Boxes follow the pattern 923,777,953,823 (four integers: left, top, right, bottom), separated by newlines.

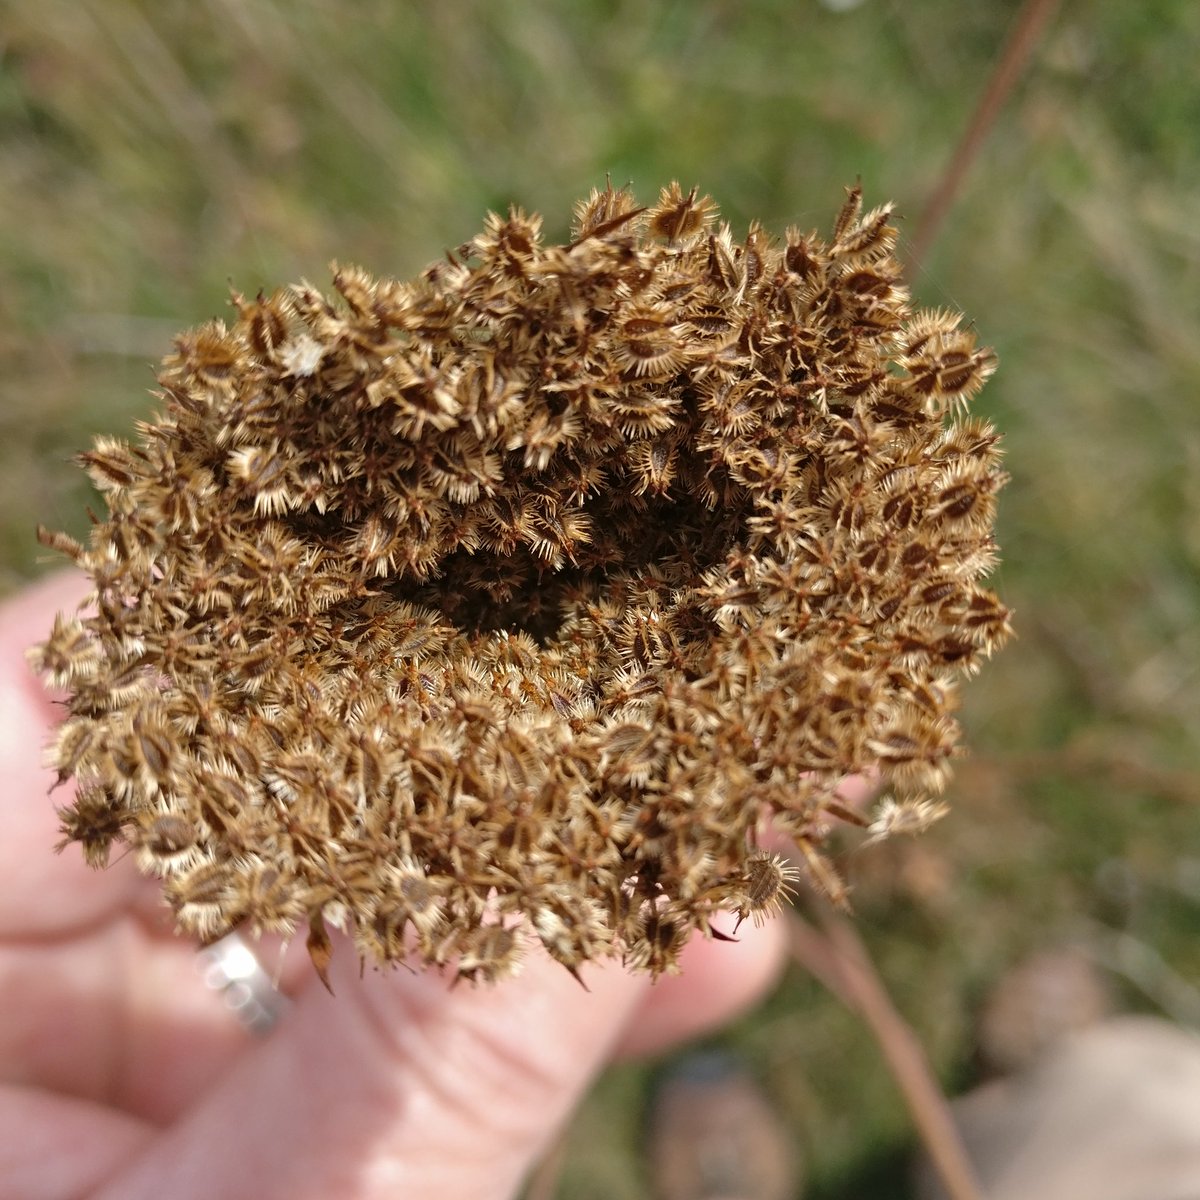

2,0,1198,1195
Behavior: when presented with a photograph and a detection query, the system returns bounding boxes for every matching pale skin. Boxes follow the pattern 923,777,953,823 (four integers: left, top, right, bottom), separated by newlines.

0,573,789,1200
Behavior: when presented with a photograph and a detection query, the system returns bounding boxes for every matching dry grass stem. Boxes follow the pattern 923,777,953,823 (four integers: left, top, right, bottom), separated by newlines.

788,911,986,1200
909,0,1064,272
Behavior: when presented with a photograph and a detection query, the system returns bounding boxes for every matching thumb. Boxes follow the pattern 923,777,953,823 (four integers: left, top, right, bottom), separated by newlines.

95,919,784,1200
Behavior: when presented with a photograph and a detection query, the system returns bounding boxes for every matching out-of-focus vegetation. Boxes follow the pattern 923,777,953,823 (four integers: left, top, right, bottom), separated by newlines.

2,2,1197,1195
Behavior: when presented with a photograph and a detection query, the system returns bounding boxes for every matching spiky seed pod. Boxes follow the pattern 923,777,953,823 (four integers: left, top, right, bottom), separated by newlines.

31,183,1010,983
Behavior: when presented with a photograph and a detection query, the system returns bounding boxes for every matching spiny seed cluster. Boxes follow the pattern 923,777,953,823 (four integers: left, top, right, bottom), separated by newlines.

31,183,1010,983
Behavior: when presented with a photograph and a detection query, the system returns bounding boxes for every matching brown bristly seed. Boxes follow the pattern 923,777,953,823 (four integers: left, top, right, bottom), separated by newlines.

29,182,1010,983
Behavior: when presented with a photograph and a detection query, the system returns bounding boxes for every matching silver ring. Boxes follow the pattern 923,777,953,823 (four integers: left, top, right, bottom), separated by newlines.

198,932,290,1035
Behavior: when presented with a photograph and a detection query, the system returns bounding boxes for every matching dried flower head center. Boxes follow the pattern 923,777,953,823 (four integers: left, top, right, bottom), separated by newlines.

33,182,1010,983
416,486,744,647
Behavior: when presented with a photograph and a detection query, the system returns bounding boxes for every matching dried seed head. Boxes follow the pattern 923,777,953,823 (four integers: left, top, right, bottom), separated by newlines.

453,925,524,985
56,789,126,869
864,796,951,846
734,852,802,928
166,859,238,939
32,184,1009,983
135,811,201,874
646,182,717,243
28,614,103,690
380,857,445,937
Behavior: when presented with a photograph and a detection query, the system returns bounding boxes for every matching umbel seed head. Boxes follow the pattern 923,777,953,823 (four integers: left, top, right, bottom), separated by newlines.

30,183,1010,983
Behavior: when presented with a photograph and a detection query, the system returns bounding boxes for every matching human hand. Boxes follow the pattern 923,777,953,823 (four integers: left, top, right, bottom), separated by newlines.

1,573,788,1200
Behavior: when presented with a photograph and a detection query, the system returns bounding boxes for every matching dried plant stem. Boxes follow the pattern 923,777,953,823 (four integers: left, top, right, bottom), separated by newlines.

909,0,1062,273
775,12,1059,1191
784,907,855,1006
787,911,986,1200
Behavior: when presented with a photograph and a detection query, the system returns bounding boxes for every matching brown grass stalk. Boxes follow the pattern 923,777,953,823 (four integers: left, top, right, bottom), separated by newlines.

788,911,986,1200
908,0,1064,273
